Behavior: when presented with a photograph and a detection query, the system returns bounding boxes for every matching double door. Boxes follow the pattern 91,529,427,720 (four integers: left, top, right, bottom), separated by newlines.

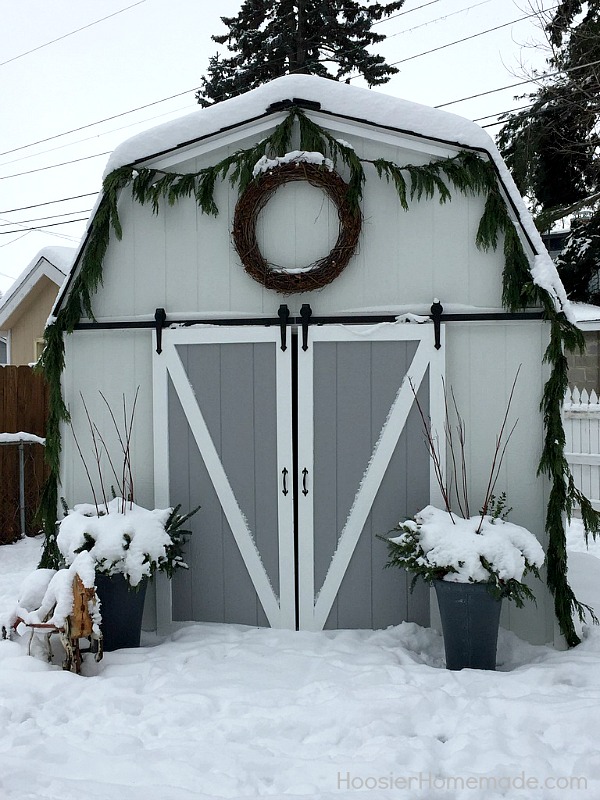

153,321,444,631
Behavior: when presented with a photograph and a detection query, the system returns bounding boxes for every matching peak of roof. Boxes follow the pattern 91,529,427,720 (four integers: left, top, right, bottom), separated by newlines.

104,74,494,176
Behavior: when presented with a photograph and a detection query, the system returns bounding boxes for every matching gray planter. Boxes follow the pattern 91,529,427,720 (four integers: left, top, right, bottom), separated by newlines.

434,580,502,670
95,573,148,652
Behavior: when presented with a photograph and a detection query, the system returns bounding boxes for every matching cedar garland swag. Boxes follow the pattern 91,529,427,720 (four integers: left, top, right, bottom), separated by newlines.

38,106,600,647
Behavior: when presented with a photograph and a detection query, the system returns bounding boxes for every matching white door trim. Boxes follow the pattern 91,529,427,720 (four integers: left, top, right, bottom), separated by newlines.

296,322,445,631
153,326,295,629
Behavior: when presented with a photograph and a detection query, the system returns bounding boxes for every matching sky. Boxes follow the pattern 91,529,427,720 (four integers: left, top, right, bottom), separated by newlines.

0,0,557,295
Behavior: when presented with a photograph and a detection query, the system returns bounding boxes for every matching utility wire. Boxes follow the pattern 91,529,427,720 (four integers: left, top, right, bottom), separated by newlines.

0,1,147,67
0,210,92,227
0,193,98,215
0,152,111,181
0,218,89,235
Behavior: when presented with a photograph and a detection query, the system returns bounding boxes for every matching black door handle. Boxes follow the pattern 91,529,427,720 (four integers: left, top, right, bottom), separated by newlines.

302,468,309,496
282,467,289,496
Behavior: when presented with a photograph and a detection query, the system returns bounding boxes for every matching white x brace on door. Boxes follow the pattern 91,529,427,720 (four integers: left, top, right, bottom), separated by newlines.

153,321,444,632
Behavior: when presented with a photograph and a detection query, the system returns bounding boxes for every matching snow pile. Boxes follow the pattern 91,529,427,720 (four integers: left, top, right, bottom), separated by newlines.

252,150,334,176
0,432,45,445
12,551,100,633
57,498,172,587
0,528,599,798
392,505,545,584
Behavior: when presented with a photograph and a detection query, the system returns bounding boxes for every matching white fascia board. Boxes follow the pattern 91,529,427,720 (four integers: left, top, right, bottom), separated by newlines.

0,258,65,328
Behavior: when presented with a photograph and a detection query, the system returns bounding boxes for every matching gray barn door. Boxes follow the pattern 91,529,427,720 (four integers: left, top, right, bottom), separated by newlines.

297,324,442,630
154,322,444,632
153,326,295,629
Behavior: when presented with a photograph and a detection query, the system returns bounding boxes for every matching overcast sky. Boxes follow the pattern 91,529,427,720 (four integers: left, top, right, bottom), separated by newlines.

0,0,555,295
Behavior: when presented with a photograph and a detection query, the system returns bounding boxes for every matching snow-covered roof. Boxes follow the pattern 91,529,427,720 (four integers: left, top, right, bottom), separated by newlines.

58,75,572,321
0,246,74,328
571,302,600,330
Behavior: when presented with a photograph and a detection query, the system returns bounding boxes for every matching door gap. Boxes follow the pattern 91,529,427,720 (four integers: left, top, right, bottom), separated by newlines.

291,330,300,631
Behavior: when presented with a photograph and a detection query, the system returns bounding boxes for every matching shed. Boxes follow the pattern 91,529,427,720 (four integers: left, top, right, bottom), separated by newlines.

47,75,581,647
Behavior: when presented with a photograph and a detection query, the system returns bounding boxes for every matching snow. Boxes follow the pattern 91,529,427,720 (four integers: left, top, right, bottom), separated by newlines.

55,74,571,325
252,150,334,176
57,499,173,587
390,505,544,585
0,523,599,799
0,432,45,445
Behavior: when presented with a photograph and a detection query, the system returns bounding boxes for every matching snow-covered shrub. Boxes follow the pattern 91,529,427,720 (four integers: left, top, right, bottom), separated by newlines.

57,499,196,586
383,505,545,606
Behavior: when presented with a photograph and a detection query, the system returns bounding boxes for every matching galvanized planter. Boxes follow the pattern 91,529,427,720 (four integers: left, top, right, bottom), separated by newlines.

95,573,148,652
434,580,502,671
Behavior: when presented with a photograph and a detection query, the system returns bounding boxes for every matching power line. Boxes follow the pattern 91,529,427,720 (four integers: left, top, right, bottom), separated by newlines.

387,5,559,68
0,0,456,162
0,1,147,67
0,88,199,160
0,217,89,235
0,152,111,181
0,210,92,227
0,193,98,215
435,56,600,108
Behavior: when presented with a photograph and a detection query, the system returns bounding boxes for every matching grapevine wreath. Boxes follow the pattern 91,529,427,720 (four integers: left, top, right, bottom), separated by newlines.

232,159,362,293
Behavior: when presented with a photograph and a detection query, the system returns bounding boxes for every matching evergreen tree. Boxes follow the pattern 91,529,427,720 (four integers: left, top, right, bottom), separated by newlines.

497,1,600,302
196,0,405,108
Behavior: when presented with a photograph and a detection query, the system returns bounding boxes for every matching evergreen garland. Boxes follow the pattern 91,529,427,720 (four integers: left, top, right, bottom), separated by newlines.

38,106,600,644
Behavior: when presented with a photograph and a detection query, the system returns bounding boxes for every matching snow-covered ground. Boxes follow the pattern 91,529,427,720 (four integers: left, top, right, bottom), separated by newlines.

0,525,599,800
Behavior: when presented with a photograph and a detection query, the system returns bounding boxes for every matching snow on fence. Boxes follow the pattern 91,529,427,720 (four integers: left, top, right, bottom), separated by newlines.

0,365,49,544
564,387,600,511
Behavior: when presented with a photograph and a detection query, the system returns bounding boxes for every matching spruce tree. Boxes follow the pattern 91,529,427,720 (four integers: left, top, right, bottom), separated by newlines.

497,1,600,302
196,0,405,108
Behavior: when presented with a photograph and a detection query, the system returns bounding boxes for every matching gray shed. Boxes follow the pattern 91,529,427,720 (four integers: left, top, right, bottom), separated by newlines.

49,75,578,646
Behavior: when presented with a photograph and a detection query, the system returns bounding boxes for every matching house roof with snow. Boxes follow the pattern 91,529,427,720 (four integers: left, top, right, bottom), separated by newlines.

54,74,571,320
0,246,73,329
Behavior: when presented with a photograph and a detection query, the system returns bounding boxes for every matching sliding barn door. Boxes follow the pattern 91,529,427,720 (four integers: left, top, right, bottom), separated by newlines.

153,326,295,629
297,324,444,630
154,321,443,631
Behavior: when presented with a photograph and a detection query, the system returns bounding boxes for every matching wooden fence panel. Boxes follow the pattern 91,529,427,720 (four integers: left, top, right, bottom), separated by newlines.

0,366,49,544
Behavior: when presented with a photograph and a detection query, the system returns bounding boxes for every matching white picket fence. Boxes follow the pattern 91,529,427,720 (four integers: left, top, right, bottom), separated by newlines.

564,387,600,511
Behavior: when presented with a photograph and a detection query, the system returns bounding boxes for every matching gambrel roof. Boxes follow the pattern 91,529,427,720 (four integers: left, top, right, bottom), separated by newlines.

55,74,571,320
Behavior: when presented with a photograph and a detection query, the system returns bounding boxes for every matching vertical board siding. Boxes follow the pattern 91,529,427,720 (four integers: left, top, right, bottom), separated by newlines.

169,341,280,626
311,339,430,630
87,123,506,322
0,365,48,542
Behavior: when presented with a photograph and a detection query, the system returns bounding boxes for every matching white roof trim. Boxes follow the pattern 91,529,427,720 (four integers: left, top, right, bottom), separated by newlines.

0,255,68,328
53,74,574,323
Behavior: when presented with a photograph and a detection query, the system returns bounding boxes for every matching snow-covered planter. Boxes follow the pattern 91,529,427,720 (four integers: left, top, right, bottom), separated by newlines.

384,504,545,606
383,504,546,670
56,498,194,587
56,499,197,651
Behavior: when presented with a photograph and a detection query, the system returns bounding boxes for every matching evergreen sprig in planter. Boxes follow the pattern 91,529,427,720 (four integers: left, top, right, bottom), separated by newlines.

57,499,197,651
382,374,544,670
383,504,545,670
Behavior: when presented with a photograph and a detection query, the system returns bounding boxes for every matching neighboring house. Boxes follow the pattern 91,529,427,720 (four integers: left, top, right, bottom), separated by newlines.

567,304,600,392
0,247,73,366
540,231,600,392
52,75,573,646
0,337,6,364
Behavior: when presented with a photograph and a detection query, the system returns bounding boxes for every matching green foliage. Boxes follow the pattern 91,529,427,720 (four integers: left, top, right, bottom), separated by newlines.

497,0,600,302
380,520,541,608
195,0,406,107
483,492,512,523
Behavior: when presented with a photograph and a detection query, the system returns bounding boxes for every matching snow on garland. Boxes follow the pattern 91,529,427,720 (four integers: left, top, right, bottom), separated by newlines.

38,105,599,646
